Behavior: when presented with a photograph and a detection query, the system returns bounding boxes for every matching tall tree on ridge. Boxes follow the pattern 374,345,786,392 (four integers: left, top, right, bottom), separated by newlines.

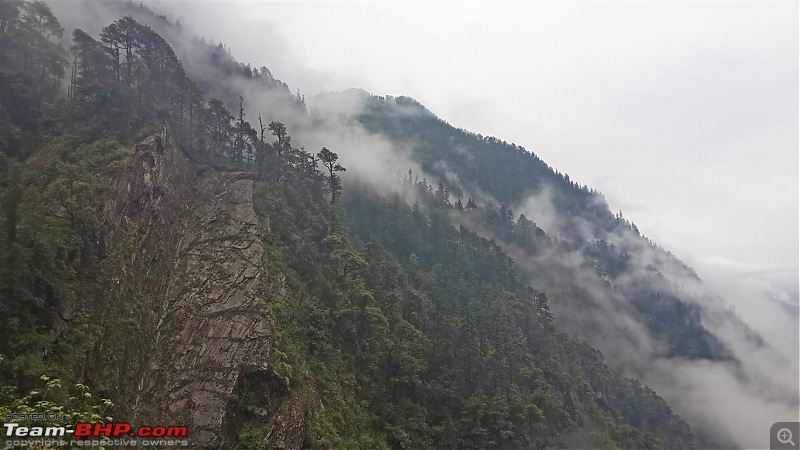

318,147,345,204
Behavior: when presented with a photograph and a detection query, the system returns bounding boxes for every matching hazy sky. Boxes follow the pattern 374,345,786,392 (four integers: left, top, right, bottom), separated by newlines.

151,0,798,293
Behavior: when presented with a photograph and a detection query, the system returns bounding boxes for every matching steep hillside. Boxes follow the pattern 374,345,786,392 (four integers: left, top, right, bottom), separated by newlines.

311,91,738,364
98,128,276,447
307,91,782,447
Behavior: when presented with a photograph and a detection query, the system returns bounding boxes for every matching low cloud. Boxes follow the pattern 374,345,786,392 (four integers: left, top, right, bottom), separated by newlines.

508,188,799,448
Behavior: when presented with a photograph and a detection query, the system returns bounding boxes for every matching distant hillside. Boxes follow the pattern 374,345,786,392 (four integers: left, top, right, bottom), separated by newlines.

313,90,741,365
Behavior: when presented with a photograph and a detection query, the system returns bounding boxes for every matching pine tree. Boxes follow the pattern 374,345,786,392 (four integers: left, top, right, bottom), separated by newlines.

318,147,346,204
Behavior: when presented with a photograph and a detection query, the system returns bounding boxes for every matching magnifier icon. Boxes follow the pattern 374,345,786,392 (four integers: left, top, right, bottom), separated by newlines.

778,428,796,446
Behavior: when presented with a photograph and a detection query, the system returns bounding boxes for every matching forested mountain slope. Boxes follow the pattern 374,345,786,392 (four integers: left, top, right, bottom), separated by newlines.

2,1,787,449
310,91,788,448
311,90,743,364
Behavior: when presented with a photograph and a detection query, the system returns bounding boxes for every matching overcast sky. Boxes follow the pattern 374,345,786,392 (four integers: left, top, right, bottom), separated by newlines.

151,0,798,294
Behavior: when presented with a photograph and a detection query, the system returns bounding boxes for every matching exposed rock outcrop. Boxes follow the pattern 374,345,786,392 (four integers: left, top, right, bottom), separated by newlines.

99,127,281,447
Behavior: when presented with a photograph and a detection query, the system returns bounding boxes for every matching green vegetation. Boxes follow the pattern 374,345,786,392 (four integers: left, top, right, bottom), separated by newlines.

248,157,696,448
0,372,114,430
346,92,728,363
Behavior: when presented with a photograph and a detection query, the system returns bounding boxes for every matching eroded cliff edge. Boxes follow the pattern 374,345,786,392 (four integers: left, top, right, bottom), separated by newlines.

95,128,294,448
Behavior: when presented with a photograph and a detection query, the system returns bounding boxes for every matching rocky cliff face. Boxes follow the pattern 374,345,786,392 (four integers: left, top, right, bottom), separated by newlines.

97,128,292,447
